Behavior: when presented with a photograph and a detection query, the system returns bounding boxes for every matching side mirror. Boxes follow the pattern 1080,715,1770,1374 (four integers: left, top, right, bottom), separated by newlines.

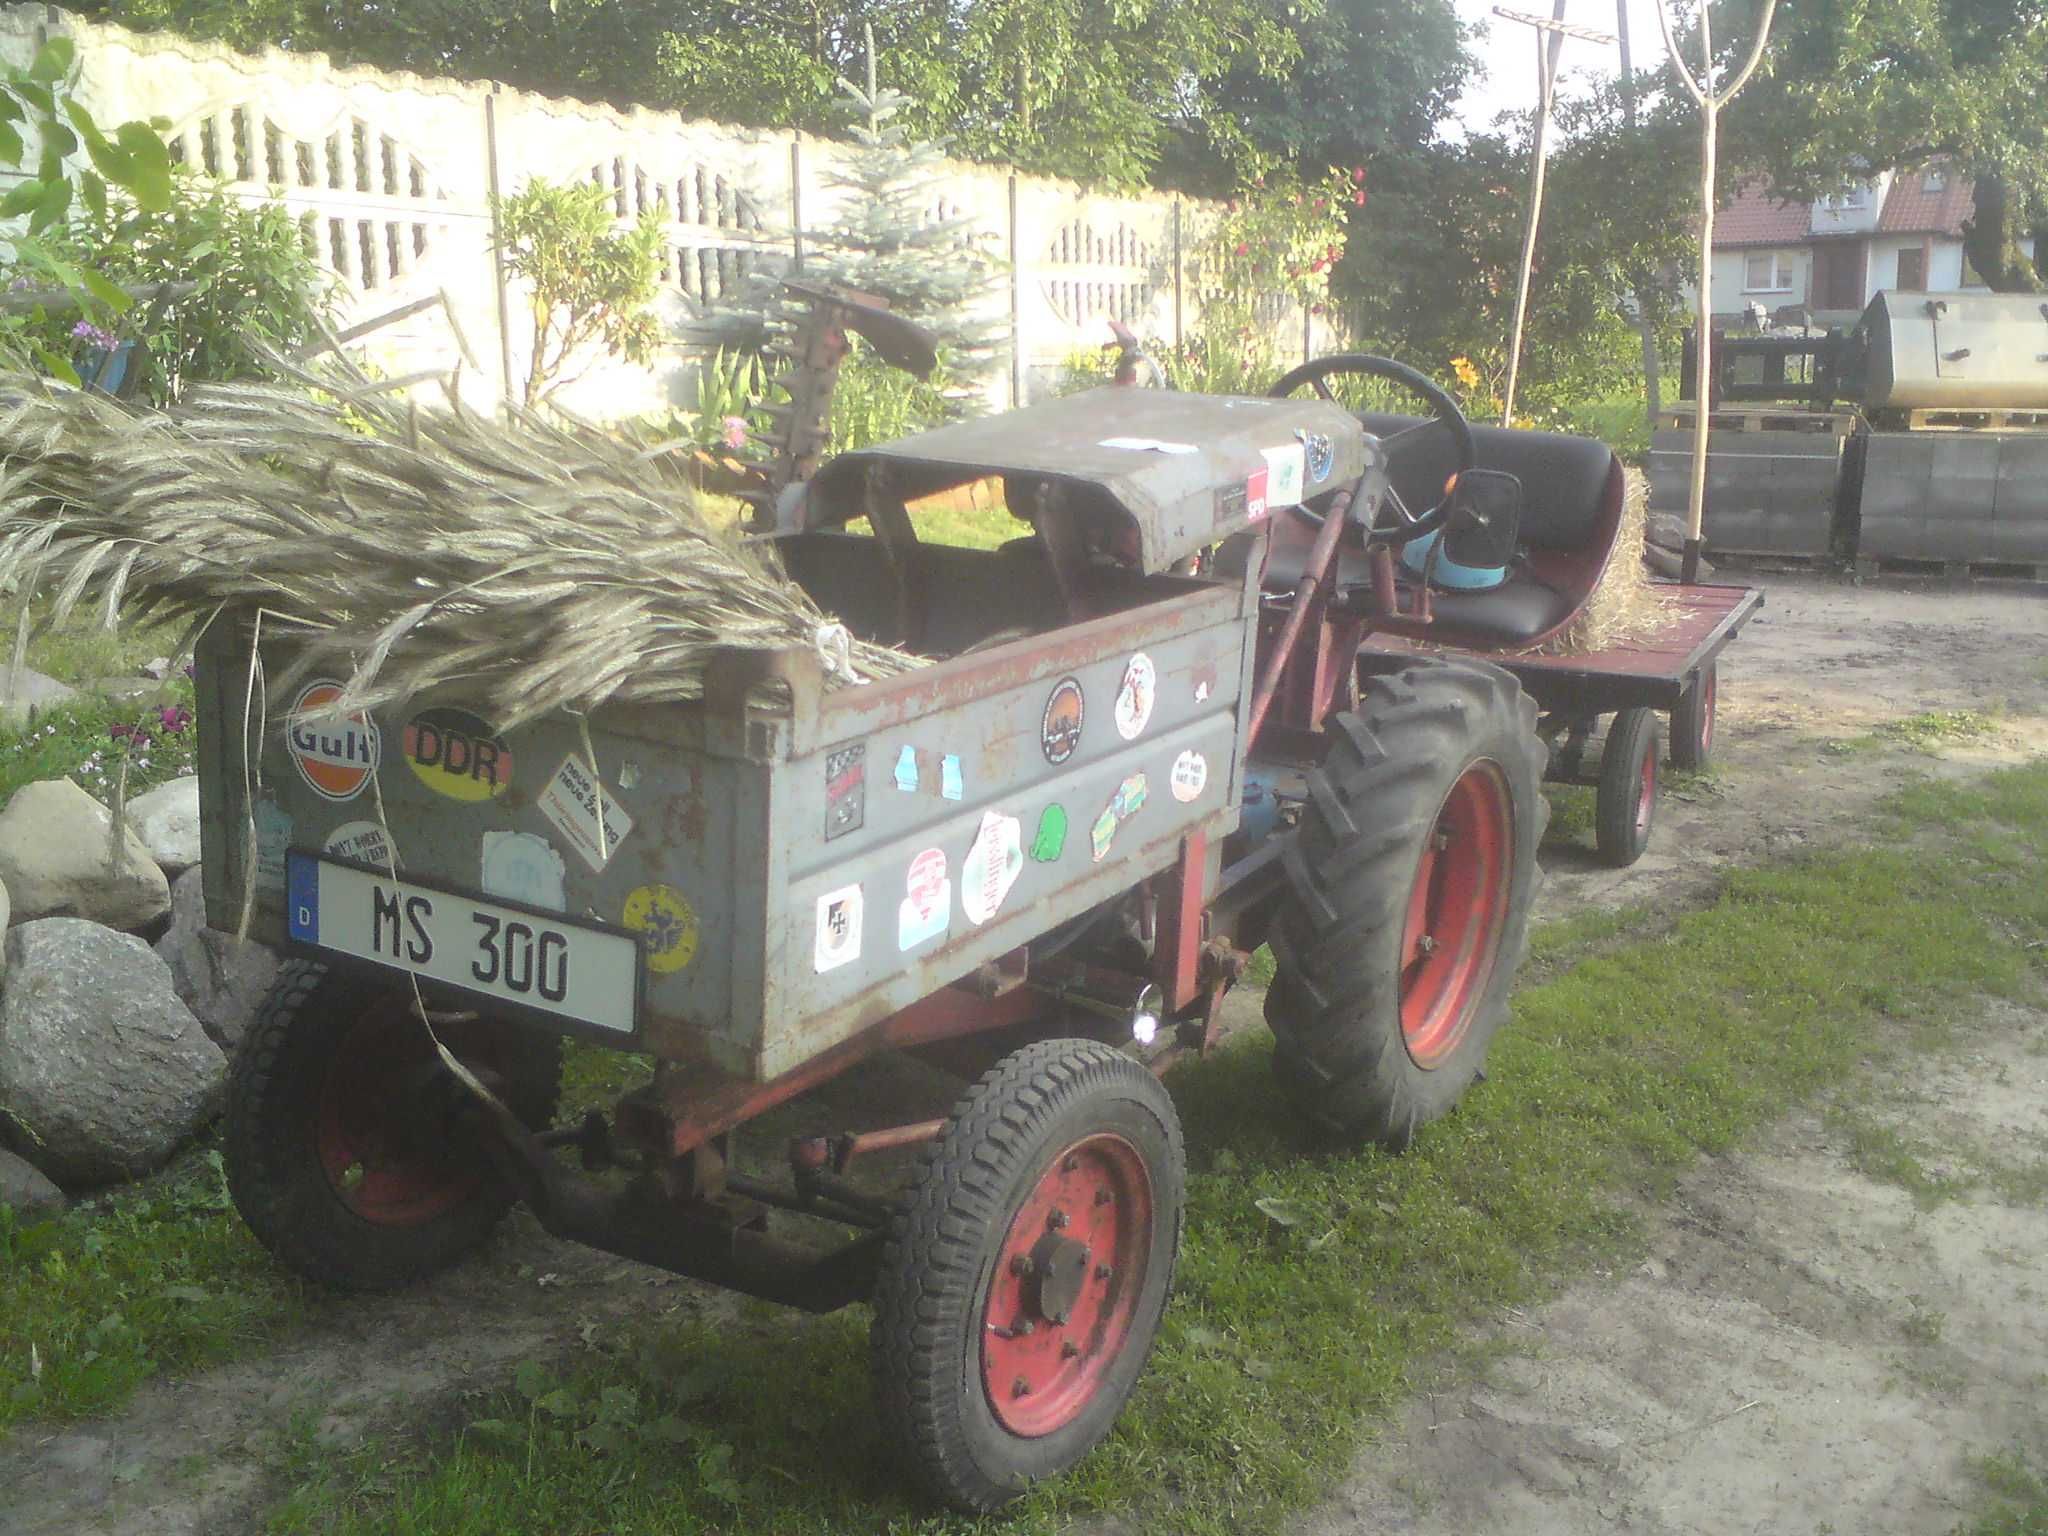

1440,469,1522,571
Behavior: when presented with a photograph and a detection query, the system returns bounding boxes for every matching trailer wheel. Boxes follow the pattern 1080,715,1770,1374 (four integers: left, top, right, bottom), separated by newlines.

1595,707,1661,868
1266,661,1545,1150
1670,662,1717,770
872,1038,1184,1512
225,962,561,1292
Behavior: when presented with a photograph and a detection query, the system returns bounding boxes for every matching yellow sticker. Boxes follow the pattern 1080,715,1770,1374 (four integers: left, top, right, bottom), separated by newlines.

622,883,699,974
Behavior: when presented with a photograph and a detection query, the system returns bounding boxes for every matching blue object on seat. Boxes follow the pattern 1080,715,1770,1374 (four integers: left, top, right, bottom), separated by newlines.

1400,529,1509,590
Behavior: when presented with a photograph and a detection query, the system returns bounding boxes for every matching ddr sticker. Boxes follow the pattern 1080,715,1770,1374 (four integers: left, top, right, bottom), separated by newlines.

898,848,950,951
1261,441,1307,508
1040,677,1085,765
894,744,919,793
1091,773,1149,862
1298,430,1334,484
403,706,512,802
537,754,635,872
324,819,395,869
1170,750,1208,803
254,800,293,892
815,883,864,973
482,830,567,912
287,681,379,802
1114,653,1156,741
824,743,866,840
960,811,1024,925
1030,805,1068,862
625,882,700,974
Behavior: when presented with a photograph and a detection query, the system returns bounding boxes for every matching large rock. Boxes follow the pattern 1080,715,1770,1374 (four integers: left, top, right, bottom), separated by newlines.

129,776,202,875
0,778,171,930
0,667,76,727
0,918,224,1186
156,867,279,1056
0,1145,66,1216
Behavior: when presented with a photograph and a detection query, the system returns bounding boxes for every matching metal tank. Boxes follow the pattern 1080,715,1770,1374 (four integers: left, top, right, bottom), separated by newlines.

1857,291,2048,413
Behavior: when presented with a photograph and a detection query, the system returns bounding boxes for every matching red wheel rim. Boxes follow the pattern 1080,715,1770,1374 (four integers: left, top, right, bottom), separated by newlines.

981,1133,1154,1437
1400,761,1513,1068
1699,669,1717,758
1635,734,1658,836
314,1001,492,1227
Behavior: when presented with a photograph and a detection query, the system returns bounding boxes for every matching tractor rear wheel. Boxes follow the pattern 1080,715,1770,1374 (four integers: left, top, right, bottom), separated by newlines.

1265,661,1545,1150
1670,662,1717,770
871,1038,1184,1512
225,962,561,1292
1595,707,1661,868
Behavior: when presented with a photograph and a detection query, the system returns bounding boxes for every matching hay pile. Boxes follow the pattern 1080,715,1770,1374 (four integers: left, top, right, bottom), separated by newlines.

1533,465,1674,655
0,366,920,728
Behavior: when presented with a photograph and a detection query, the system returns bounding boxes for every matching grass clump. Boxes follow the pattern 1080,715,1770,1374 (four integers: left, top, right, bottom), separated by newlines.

0,1147,305,1427
0,683,199,805
264,762,2048,1536
1879,709,2002,750
1953,1449,2048,1534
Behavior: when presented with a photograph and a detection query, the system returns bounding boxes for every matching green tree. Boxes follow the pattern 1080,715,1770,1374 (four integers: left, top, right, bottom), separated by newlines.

1717,0,2048,290
495,178,667,408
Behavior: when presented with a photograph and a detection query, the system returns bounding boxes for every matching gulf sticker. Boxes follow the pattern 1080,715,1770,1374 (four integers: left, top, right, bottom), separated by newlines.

403,707,513,802
287,681,380,802
624,883,700,974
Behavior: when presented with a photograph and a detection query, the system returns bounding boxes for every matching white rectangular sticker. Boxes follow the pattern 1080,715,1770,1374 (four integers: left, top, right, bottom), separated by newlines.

815,883,864,972
1261,442,1307,509
286,853,639,1033
536,754,635,872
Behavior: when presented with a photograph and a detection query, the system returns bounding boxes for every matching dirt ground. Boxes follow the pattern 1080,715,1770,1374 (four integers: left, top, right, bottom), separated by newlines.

4,571,2047,1536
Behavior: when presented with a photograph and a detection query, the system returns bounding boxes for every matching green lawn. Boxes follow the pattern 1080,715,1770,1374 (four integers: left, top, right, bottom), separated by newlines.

252,763,2048,1536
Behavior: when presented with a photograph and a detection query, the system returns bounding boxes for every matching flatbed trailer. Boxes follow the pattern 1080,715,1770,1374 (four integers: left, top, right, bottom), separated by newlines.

1358,582,1763,867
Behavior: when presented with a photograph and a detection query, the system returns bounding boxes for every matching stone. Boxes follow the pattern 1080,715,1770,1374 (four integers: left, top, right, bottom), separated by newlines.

0,1145,65,1216
0,667,77,726
0,778,171,930
0,918,224,1187
141,656,174,681
156,867,280,1056
129,775,203,874
93,677,163,704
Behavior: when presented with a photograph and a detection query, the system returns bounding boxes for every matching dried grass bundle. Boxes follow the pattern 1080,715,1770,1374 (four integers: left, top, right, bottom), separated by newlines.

1533,466,1673,656
0,364,922,728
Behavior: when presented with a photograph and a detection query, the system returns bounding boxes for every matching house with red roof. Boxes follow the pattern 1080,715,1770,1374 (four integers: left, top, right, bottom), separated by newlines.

1706,163,2028,322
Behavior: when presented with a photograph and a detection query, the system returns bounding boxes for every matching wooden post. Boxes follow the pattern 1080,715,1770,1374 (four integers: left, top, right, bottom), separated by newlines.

483,88,516,411
1496,5,1614,428
1616,0,1663,431
1654,0,1780,583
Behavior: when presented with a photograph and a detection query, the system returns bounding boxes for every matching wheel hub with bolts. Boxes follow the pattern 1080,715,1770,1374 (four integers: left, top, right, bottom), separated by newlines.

980,1132,1153,1436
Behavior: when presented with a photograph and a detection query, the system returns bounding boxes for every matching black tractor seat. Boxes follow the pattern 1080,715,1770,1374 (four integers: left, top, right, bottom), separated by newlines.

1260,416,1615,645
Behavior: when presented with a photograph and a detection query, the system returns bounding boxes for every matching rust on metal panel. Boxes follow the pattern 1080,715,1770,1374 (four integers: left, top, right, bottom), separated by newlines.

646,983,1044,1159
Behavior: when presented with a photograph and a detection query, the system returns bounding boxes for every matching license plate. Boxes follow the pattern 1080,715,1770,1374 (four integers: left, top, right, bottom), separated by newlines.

285,852,641,1034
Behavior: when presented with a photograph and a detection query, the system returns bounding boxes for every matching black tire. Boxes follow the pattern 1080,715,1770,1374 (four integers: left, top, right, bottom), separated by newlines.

225,961,562,1292
1265,661,1546,1150
1595,707,1660,868
871,1038,1184,1512
1670,662,1717,770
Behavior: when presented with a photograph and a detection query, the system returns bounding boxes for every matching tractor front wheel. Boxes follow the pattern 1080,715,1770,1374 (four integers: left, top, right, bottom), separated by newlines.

224,962,561,1291
871,1039,1184,1512
1266,661,1546,1150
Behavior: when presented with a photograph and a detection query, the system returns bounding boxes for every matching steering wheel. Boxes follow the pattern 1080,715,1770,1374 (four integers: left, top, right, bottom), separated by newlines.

1267,353,1478,545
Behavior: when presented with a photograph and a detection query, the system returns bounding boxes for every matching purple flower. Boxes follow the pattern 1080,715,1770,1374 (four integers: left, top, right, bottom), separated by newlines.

157,704,191,733
70,320,119,351
721,415,749,450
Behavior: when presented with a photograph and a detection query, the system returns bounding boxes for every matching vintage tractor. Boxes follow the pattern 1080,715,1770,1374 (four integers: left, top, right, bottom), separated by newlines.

203,358,1607,1509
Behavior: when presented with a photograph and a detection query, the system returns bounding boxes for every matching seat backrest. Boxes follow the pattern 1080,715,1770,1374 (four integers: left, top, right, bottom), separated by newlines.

1358,413,1615,552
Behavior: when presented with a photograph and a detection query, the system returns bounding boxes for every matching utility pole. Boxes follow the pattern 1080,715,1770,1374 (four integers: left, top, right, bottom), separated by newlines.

1616,0,1663,433
1654,0,1780,582
1496,4,1614,428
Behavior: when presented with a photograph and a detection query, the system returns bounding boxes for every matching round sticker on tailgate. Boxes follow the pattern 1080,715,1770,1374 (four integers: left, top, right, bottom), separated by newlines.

1040,677,1084,764
404,706,513,801
288,681,380,802
623,883,699,974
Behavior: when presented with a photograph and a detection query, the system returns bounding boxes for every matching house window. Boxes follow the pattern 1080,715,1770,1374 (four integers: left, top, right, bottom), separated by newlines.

1896,246,1927,290
1744,250,1796,292
1819,186,1870,212
1922,169,1948,193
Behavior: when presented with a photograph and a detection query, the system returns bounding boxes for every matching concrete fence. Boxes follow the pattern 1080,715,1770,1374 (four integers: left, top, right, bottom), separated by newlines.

0,4,1331,421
